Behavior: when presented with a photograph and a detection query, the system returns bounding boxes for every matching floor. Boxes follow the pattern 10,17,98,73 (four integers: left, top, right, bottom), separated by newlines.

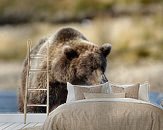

0,113,46,130
0,122,42,130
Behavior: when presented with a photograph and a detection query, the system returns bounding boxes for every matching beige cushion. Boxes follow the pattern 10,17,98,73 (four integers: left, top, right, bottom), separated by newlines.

111,83,140,99
84,92,126,99
139,82,150,102
66,82,110,103
74,86,101,100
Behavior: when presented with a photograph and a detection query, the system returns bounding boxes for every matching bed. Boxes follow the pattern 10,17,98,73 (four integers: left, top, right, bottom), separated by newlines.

23,82,162,130
42,98,163,130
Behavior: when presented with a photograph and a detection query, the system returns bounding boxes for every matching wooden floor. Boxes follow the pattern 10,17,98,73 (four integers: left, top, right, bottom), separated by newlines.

0,122,42,130
0,113,46,130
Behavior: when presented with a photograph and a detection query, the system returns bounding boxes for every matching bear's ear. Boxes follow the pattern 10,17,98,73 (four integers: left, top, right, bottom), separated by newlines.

100,43,112,57
63,46,78,60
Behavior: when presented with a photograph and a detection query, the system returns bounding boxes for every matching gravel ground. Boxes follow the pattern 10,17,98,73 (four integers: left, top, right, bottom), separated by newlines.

108,61,163,92
0,61,163,92
0,62,22,90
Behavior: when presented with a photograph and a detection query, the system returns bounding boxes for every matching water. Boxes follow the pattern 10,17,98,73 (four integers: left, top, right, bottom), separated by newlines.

0,91,18,112
149,91,163,106
0,91,162,112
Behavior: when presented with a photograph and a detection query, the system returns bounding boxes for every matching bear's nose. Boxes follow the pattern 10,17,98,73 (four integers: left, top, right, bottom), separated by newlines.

101,74,108,84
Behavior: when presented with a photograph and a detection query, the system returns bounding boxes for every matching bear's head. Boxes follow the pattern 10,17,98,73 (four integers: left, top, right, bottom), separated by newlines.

52,41,111,85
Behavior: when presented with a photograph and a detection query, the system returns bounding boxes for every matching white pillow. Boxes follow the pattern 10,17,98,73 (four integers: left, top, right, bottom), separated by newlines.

66,82,111,103
109,81,150,102
139,82,150,102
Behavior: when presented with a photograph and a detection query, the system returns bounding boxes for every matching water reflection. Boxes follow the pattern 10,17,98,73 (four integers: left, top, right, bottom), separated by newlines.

0,90,162,113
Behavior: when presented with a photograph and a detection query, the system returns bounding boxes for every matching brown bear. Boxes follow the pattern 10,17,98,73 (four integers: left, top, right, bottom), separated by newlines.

19,27,111,113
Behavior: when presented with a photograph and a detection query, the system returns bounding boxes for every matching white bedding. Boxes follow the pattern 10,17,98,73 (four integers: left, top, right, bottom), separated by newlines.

43,98,163,130
57,98,162,110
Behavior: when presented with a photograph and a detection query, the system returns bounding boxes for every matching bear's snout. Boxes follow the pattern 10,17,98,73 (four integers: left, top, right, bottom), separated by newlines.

101,74,108,84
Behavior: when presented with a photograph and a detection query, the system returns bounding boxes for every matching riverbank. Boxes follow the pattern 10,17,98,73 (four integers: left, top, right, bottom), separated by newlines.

0,62,22,90
0,61,163,92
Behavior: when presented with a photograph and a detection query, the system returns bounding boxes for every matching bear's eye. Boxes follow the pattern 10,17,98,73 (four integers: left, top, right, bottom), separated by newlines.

64,47,78,60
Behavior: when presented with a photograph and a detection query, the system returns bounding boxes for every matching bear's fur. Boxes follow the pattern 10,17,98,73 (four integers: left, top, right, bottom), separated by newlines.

19,27,111,113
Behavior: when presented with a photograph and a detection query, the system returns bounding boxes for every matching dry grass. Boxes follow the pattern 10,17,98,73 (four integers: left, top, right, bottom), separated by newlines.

0,15,163,62
0,15,163,92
